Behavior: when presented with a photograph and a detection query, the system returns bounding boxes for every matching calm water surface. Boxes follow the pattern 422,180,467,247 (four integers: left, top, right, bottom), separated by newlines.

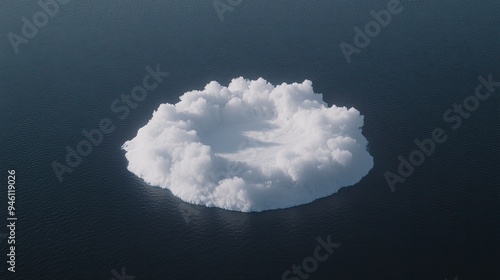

0,1,499,279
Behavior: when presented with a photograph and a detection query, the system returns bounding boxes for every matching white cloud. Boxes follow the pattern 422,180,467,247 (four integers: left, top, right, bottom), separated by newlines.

122,78,373,212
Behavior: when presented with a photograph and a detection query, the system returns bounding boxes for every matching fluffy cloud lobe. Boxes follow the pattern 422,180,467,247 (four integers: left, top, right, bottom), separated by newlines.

123,78,373,212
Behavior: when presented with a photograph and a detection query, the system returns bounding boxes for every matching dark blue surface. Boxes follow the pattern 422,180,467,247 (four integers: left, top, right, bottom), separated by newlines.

1,1,499,279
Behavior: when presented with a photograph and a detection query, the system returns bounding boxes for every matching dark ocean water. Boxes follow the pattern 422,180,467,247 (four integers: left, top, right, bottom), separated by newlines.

1,0,499,279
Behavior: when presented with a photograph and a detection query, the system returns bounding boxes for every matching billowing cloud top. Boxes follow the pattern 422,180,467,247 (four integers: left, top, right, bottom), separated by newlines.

122,78,373,212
